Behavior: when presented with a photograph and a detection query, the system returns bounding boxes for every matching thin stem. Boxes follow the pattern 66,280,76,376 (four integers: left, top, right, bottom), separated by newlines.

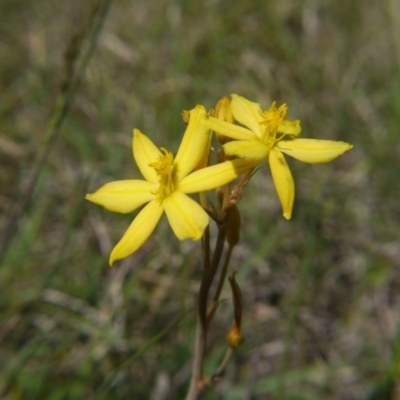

185,314,206,400
185,212,230,400
199,192,211,271
185,192,211,400
202,227,211,271
198,216,229,328
207,244,234,323
211,347,234,381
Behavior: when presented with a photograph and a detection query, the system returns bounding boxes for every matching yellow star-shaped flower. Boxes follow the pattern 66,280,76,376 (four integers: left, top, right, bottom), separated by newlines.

206,94,353,219
86,105,252,265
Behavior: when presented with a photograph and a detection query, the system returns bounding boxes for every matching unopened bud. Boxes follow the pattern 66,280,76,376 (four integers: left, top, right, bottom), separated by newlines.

181,110,190,124
214,97,234,144
215,97,234,123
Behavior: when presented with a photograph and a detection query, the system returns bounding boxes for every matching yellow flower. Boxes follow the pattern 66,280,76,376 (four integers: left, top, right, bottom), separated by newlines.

86,105,252,265
206,94,353,220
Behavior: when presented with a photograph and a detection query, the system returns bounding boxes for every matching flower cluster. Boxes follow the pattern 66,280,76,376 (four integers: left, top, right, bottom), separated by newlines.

206,95,353,219
86,95,353,265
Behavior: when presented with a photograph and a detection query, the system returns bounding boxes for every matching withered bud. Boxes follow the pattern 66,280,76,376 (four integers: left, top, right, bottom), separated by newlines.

227,274,243,348
228,167,257,207
226,321,243,349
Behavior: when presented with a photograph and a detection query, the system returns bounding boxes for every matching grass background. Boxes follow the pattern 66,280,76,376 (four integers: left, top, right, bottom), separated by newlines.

1,0,400,399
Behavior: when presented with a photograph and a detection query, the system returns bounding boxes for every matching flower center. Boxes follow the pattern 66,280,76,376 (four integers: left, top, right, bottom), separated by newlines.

149,148,176,199
259,102,289,148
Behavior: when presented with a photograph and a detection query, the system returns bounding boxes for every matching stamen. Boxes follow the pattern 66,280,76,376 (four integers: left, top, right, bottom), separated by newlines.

149,148,176,198
259,102,290,148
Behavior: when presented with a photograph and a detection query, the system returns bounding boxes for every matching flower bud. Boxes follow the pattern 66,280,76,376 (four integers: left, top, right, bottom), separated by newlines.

181,109,190,124
214,97,234,144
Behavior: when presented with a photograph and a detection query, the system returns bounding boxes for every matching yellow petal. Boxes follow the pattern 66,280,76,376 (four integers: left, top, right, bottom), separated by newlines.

163,191,209,240
269,148,294,220
194,129,212,171
174,105,209,181
178,159,255,194
276,138,353,164
86,180,157,213
223,140,269,161
133,129,162,183
279,119,302,136
230,94,265,137
109,200,164,265
206,116,258,141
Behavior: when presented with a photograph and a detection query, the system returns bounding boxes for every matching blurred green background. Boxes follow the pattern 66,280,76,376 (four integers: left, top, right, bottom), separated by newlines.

1,0,400,399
